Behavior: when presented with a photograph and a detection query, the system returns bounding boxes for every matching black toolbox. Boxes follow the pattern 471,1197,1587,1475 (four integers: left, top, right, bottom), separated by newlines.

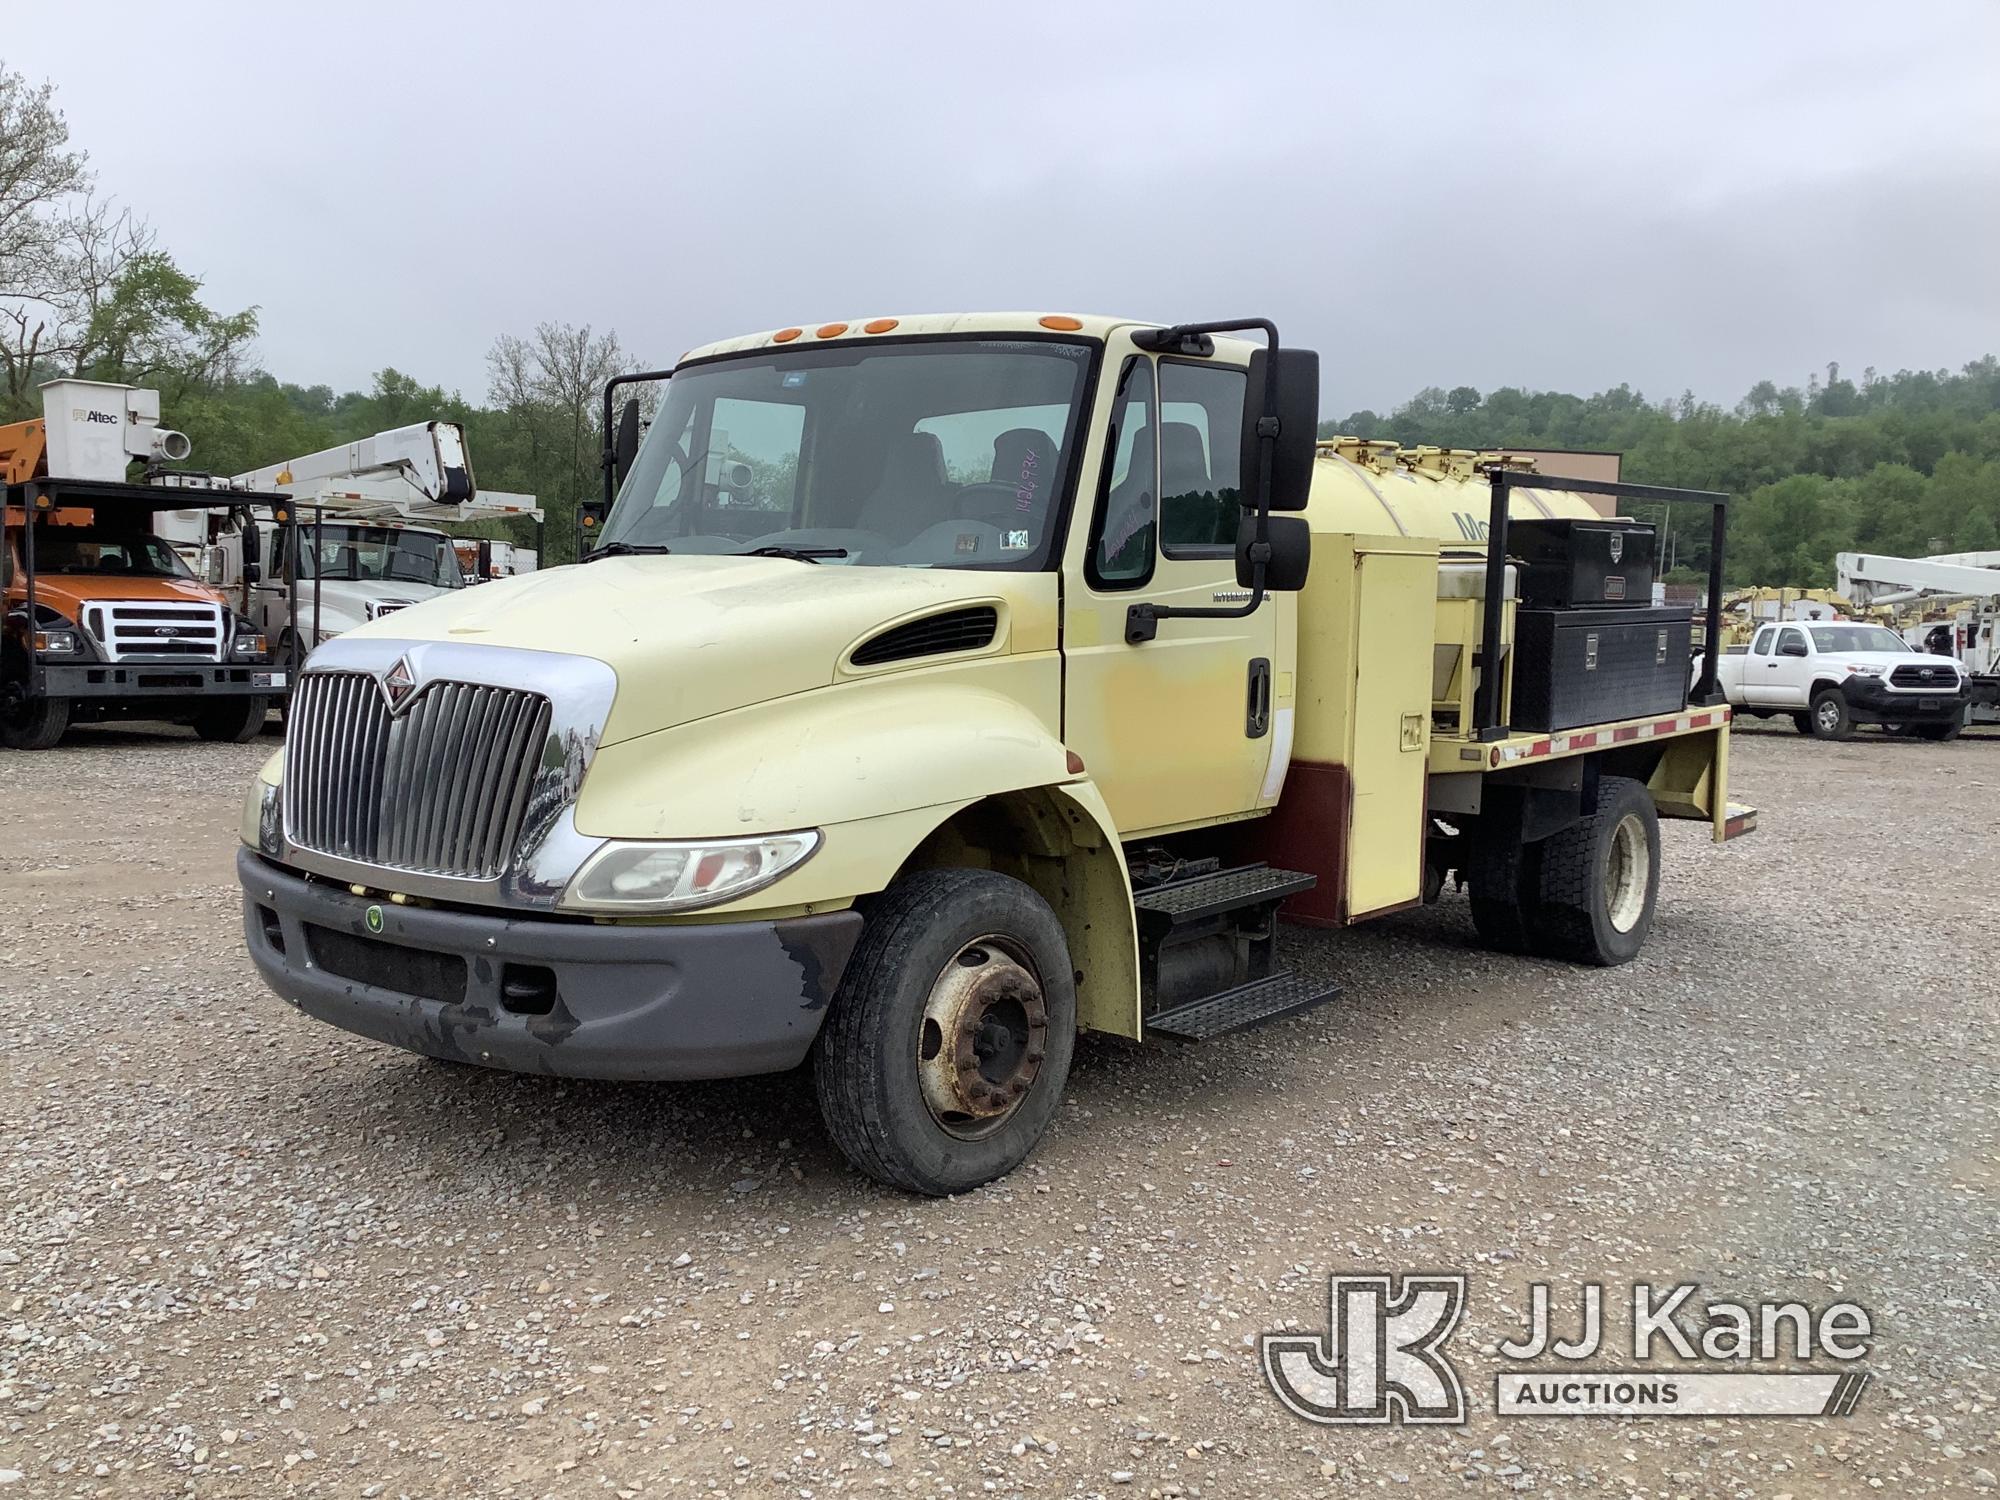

1511,605,1691,732
1511,518,1658,609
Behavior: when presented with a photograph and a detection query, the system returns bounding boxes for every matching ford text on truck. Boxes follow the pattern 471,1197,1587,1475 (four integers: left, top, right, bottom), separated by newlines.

237,313,1753,1194
1716,618,1969,740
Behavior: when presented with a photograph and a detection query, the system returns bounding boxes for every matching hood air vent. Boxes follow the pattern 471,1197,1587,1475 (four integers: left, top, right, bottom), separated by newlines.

851,606,1000,667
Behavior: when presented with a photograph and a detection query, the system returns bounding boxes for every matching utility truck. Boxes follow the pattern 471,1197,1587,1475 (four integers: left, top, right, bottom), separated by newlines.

1837,550,2000,726
158,421,543,656
237,312,1752,1195
3,380,293,750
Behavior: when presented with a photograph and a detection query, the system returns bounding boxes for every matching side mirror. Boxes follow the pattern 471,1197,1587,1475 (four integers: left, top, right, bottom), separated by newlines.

614,399,642,488
1239,347,1320,513
239,517,262,572
1780,641,1808,658
1237,512,1311,592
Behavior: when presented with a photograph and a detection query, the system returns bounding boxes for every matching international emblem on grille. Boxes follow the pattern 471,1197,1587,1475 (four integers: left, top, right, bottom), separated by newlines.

382,656,417,712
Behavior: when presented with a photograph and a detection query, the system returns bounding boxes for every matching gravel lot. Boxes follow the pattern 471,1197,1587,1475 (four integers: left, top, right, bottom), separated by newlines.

1,720,1995,1498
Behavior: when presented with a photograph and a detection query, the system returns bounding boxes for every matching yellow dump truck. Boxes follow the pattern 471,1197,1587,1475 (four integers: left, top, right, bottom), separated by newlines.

238,313,1753,1194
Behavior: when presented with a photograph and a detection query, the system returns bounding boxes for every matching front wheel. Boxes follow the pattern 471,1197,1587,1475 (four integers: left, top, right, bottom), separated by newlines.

0,683,70,751
192,695,271,743
1808,688,1853,741
812,868,1076,1196
1529,775,1661,967
1913,710,1966,743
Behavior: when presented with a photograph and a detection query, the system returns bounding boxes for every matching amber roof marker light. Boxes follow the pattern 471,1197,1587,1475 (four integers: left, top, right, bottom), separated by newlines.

772,327,802,343
863,318,899,334
816,322,849,339
1039,315,1084,331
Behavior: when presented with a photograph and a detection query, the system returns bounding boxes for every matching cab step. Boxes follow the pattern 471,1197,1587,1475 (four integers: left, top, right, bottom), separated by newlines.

1134,863,1317,934
1146,969,1342,1042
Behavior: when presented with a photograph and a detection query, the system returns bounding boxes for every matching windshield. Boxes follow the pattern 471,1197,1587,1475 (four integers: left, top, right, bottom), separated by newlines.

598,337,1094,569
1807,625,1909,653
33,527,195,580
297,525,464,589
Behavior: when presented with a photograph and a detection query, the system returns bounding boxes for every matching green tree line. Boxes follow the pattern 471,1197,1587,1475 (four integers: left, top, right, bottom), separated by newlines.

1324,359,2000,587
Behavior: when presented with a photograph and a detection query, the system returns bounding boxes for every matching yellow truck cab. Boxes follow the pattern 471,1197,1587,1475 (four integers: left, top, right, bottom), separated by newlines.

238,312,1752,1194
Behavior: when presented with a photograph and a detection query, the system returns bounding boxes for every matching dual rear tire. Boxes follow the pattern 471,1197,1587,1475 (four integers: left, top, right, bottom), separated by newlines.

1466,775,1661,967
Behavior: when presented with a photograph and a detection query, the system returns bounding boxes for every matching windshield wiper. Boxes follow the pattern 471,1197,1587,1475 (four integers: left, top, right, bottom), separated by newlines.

583,541,674,563
737,545,849,564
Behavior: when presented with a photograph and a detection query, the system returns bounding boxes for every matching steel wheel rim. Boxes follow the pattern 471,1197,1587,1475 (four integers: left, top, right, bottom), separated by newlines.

916,934,1049,1141
1816,700,1841,732
1604,813,1651,934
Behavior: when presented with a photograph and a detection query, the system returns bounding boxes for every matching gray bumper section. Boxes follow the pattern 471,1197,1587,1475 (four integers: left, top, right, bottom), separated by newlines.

239,847,863,1081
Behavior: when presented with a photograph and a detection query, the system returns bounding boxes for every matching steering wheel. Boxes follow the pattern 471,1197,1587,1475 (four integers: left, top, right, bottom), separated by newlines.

952,480,1034,529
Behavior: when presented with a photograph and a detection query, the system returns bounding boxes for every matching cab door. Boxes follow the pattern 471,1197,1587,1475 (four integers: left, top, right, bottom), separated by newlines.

1769,624,1814,706
1063,351,1281,836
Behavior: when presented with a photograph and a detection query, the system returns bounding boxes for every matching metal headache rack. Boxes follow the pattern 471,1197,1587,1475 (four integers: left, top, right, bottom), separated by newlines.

1474,469,1731,740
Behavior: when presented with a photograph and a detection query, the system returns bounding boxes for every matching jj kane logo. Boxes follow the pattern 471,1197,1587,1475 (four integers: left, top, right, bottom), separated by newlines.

1264,1275,1872,1425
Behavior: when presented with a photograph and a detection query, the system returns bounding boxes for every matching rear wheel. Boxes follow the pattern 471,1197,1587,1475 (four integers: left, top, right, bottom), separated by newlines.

813,868,1076,1196
1529,775,1661,966
1808,688,1853,741
192,695,270,743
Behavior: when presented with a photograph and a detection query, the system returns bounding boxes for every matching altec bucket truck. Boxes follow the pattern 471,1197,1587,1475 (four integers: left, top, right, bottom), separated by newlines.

2,380,295,750
160,422,543,659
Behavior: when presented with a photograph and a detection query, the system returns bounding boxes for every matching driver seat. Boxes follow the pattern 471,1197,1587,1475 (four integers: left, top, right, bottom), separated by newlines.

965,427,1056,526
857,432,951,539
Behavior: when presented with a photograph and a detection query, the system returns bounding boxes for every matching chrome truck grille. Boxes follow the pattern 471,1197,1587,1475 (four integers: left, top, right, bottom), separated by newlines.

84,601,224,661
283,671,552,880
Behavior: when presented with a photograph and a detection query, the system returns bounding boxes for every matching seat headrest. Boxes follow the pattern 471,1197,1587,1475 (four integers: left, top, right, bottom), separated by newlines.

879,431,947,489
989,427,1057,507
1160,421,1211,497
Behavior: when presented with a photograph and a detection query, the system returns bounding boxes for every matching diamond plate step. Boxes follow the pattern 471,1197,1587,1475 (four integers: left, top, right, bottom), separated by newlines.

1145,969,1342,1042
1133,864,1317,933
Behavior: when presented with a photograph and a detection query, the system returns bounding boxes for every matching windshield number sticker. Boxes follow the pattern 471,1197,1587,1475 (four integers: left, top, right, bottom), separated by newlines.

1003,529,1031,551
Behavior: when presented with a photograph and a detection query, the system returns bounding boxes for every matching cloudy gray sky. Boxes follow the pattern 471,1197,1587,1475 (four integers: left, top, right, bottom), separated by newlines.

11,1,1999,417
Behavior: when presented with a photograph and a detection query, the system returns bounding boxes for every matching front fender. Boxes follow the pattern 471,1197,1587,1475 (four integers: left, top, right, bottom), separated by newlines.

572,672,1077,914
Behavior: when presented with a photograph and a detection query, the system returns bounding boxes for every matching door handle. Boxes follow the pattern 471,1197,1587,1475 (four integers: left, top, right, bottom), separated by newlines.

1246,657,1271,739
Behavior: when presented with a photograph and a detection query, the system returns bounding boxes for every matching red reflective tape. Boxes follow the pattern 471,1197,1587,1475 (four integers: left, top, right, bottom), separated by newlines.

1612,726,1640,742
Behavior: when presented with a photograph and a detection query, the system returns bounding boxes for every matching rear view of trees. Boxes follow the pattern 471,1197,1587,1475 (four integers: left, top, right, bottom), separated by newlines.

1325,359,2000,587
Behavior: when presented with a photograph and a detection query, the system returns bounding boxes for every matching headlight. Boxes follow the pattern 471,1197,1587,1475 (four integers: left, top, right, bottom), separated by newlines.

34,629,77,654
561,831,822,913
231,618,269,657
1845,664,1884,677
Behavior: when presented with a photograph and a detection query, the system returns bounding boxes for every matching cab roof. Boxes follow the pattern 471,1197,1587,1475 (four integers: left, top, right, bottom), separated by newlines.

679,313,1263,366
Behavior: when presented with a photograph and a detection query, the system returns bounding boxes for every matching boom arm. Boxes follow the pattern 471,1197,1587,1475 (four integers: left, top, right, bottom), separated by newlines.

1836,551,2000,609
230,421,544,524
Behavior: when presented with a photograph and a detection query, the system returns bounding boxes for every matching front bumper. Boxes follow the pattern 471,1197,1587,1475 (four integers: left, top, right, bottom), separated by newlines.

239,847,863,1081
1841,675,1966,724
35,661,286,699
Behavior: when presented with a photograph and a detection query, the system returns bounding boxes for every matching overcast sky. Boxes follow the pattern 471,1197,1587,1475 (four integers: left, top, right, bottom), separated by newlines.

11,2,1999,417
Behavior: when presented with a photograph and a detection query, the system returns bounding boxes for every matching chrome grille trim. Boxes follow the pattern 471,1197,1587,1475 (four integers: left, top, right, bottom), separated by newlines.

87,600,225,662
285,671,552,881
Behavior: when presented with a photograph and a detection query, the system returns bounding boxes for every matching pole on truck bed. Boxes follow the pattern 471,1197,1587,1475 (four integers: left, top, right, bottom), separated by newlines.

1474,470,1733,736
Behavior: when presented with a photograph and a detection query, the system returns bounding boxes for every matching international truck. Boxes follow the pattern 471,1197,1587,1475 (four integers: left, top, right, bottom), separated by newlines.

2,380,292,751
237,312,1753,1195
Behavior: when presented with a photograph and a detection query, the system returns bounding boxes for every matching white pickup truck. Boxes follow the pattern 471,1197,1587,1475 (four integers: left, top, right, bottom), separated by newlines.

1717,620,1968,740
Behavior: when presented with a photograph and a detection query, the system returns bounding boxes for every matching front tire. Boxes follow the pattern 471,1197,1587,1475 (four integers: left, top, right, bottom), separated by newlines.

812,869,1076,1196
0,686,70,751
1529,776,1661,967
192,695,270,743
1808,688,1853,741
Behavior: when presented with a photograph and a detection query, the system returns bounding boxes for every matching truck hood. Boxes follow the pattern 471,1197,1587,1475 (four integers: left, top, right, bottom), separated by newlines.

301,577,453,630
339,555,1056,745
12,573,227,619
